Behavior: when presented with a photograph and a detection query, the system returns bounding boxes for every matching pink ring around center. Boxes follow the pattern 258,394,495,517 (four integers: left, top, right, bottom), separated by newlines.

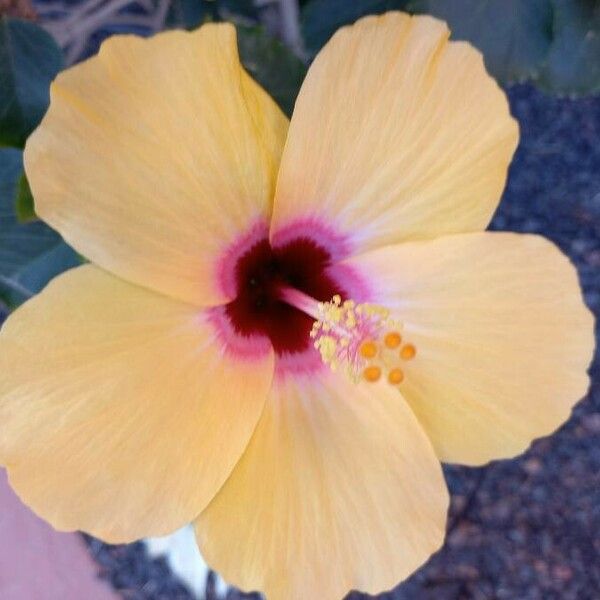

207,217,372,377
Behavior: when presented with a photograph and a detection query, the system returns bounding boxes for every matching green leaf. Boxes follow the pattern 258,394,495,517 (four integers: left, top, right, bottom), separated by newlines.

0,148,79,308
237,25,307,117
15,171,35,222
538,0,600,95
301,0,409,55
407,0,554,84
0,18,63,148
220,0,259,20
167,0,209,29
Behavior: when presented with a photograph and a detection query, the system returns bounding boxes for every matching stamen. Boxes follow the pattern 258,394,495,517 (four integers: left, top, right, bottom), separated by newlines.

359,340,378,358
388,368,404,384
277,287,418,386
400,344,416,360
363,365,382,382
384,331,402,348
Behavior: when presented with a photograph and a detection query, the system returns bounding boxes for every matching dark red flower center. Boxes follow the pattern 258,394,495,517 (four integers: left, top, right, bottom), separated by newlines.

225,237,346,355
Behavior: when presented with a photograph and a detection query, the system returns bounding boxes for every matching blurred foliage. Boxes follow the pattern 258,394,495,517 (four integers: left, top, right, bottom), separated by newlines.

0,0,37,20
302,0,409,54
407,0,554,83
166,0,208,29
302,0,600,95
15,170,34,222
0,18,79,310
0,17,62,148
166,0,215,29
167,0,260,29
0,148,79,309
237,25,307,116
220,0,260,20
537,0,600,95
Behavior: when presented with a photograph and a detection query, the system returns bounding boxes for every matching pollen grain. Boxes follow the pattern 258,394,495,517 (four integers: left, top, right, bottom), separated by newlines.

363,365,382,382
360,340,378,358
388,368,404,384
400,344,416,360
384,331,402,348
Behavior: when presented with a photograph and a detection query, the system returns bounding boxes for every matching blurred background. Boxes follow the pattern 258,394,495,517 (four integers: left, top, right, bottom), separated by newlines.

0,1,599,599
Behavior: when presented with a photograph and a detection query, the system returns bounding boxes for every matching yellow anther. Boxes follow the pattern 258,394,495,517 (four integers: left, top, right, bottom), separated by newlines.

345,312,357,328
359,340,378,359
314,335,337,366
384,331,402,349
388,368,404,385
363,365,381,382
306,292,412,383
400,344,416,360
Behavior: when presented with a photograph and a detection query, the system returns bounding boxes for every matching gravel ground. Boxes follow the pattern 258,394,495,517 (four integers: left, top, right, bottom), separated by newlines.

8,81,600,599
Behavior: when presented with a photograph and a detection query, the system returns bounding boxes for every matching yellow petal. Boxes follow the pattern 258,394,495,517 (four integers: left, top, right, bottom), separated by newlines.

195,371,448,600
0,265,274,542
270,13,518,252
25,24,288,306
345,233,595,465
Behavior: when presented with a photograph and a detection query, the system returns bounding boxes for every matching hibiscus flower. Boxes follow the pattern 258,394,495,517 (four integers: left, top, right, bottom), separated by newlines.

0,11,593,600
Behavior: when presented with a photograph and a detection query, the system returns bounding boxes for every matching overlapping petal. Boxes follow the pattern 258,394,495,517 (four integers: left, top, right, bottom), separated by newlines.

270,12,518,253
344,233,594,465
25,24,288,307
195,371,448,600
0,265,274,542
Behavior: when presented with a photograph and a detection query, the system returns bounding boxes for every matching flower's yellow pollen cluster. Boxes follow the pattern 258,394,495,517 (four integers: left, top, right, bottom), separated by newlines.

359,340,378,359
358,333,417,387
310,295,417,386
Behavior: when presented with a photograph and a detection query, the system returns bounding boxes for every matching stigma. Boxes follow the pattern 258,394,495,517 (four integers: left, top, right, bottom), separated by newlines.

278,288,417,386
